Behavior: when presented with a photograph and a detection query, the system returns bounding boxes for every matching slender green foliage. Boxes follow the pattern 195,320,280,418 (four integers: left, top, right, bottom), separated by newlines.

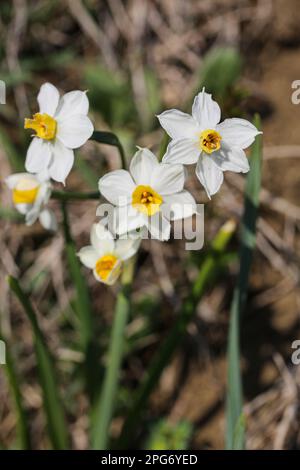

226,115,262,450
0,329,31,449
7,276,69,449
119,220,236,447
158,131,170,161
91,259,135,449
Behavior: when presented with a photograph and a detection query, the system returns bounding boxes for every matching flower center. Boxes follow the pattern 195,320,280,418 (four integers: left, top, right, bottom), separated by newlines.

95,254,120,281
132,185,163,216
24,113,57,140
200,129,221,154
12,179,39,204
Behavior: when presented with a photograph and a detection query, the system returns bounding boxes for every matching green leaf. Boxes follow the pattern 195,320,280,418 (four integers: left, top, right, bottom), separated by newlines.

0,126,24,171
0,329,31,449
143,67,162,130
226,115,262,450
197,47,242,100
0,206,24,221
7,276,69,449
233,413,246,450
158,131,170,161
84,65,137,128
119,220,236,448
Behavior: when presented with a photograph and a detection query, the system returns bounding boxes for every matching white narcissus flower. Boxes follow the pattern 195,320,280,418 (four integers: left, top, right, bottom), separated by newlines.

98,148,197,241
24,82,94,184
5,172,57,231
77,224,140,285
157,88,262,198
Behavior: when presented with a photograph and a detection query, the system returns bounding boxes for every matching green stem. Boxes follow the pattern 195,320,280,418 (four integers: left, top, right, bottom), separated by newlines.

226,115,262,450
119,220,236,448
91,259,134,449
158,131,170,161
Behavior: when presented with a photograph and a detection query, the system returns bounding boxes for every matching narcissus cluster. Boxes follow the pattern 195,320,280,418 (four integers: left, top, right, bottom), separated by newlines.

5,83,261,285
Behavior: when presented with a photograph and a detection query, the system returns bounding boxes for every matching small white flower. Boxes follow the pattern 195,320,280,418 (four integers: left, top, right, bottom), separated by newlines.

77,224,140,285
98,148,197,241
157,88,262,198
5,171,57,231
24,82,94,184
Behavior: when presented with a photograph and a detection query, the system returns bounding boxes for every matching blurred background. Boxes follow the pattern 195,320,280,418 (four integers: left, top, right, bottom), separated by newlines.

1,0,300,450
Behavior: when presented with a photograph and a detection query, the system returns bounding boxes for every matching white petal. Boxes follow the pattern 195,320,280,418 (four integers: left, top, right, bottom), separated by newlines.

39,209,57,231
151,163,185,196
157,109,199,139
113,206,146,236
217,118,261,149
161,190,197,221
5,173,38,189
25,207,39,226
129,148,158,185
55,91,89,119
192,89,221,130
34,182,52,210
36,168,51,182
115,237,141,260
162,138,200,165
77,246,99,269
148,212,171,241
99,170,135,206
16,203,31,215
37,83,60,116
25,138,52,174
91,223,114,255
56,115,94,149
196,154,224,198
213,145,250,173
48,139,74,183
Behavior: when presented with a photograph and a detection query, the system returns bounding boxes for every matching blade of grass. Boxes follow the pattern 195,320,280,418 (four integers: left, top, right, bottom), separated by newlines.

7,276,69,449
91,258,135,449
0,206,24,221
226,115,262,450
0,329,31,449
0,126,24,171
119,219,236,448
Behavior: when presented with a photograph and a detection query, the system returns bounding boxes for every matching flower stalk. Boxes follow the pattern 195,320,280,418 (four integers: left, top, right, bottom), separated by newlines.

91,257,135,449
226,115,262,449
119,220,236,447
